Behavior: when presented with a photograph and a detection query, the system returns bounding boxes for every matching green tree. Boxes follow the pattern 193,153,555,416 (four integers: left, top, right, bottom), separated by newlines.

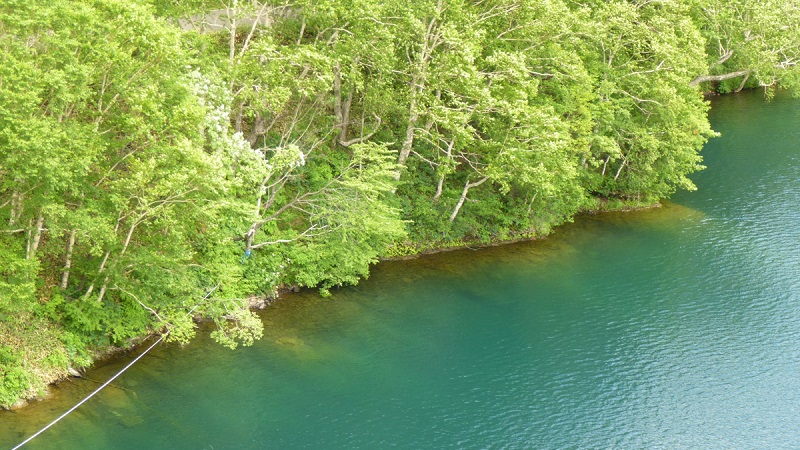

690,0,800,93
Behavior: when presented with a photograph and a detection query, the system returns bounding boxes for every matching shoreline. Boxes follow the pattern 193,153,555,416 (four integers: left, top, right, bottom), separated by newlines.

382,200,661,261
4,199,661,411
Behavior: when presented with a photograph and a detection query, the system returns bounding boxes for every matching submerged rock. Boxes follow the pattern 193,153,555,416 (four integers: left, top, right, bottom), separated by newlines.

116,412,145,428
7,398,28,411
275,336,305,347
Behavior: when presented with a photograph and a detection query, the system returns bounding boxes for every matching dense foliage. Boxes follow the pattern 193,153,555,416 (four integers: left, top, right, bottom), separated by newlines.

1,0,798,406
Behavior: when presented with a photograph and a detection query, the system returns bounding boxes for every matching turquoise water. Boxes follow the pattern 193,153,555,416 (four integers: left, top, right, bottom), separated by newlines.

2,90,799,448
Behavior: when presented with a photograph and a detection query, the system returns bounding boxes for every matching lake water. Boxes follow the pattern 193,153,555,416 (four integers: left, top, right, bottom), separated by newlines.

2,90,799,449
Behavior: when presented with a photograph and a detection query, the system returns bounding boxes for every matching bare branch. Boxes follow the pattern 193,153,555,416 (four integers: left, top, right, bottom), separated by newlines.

115,284,165,323
339,114,382,147
713,49,735,67
690,70,749,87
249,224,324,249
621,60,667,78
239,2,271,58
450,176,490,222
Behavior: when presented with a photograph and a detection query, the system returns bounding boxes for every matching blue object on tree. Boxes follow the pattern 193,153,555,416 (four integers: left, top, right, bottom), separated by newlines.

240,249,252,264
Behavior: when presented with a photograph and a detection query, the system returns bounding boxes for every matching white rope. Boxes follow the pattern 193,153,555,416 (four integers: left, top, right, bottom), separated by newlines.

12,334,165,450
12,284,219,449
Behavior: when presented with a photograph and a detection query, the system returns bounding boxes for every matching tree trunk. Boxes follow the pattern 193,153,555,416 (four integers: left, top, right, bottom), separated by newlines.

450,176,489,222
397,6,443,176
333,62,355,145
397,75,421,172
8,191,22,226
85,218,139,302
84,250,111,300
433,139,454,203
614,157,627,181
96,276,110,304
228,1,237,64
61,229,77,289
734,72,750,92
96,218,141,303
333,62,344,136
433,175,445,203
526,192,538,216
26,214,45,260
246,113,266,147
340,90,353,143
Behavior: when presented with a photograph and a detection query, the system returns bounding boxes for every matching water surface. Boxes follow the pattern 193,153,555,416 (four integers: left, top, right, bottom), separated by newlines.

2,90,799,448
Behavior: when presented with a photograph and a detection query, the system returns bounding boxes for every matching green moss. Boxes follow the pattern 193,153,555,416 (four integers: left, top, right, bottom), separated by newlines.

0,315,71,409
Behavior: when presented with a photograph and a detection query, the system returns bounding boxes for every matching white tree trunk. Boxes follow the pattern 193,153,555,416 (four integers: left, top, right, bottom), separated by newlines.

433,139,454,203
26,214,45,260
60,229,77,289
397,77,421,171
450,176,489,222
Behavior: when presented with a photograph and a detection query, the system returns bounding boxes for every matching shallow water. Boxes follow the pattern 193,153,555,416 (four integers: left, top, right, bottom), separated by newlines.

2,90,799,449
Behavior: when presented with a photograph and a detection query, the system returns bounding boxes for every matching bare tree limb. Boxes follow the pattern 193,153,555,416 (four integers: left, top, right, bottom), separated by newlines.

249,224,324,249
340,114,382,147
450,176,489,222
689,70,749,87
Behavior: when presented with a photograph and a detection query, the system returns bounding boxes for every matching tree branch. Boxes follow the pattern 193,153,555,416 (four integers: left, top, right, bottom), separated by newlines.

689,70,749,87
339,114,382,147
450,176,489,222
249,224,323,249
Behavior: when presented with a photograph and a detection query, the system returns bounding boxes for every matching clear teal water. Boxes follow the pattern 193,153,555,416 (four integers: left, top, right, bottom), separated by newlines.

2,90,799,449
